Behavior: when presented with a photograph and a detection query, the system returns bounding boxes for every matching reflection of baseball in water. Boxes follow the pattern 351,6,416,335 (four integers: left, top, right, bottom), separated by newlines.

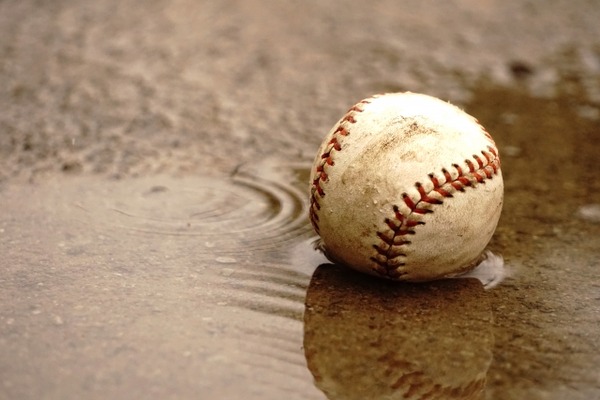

304,265,494,400
309,92,503,281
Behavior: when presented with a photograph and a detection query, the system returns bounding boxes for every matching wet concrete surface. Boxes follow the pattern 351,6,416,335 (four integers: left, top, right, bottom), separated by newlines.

1,1,599,399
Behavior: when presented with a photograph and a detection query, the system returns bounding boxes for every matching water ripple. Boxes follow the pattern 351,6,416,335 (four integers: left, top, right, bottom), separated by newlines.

72,158,313,253
64,158,322,398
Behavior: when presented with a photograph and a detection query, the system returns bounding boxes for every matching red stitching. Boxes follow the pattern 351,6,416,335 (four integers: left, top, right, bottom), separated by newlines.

370,146,501,278
309,97,374,233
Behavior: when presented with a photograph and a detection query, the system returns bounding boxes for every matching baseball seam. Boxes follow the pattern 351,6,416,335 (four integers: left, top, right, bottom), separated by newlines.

370,146,501,278
309,97,374,233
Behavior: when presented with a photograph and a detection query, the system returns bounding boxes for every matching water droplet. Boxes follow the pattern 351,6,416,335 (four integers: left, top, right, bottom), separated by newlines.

577,204,600,223
216,256,237,264
221,268,235,276
503,145,522,157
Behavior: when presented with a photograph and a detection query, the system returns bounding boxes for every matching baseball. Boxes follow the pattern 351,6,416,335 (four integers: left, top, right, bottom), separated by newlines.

309,92,503,282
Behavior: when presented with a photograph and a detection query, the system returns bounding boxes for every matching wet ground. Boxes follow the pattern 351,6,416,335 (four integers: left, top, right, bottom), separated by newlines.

1,1,599,399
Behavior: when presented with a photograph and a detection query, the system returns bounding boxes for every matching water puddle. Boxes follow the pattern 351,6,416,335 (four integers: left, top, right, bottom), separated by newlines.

2,84,599,399
1,154,499,399
1,159,320,399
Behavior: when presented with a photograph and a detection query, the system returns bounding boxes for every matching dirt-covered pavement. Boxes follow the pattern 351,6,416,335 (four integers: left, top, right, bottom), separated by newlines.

1,1,599,399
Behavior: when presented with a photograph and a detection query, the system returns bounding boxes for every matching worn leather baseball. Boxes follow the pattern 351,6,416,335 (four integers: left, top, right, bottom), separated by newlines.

309,92,503,281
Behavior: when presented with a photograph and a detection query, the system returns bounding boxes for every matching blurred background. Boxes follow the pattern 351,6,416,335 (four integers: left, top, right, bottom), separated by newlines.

1,1,599,399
